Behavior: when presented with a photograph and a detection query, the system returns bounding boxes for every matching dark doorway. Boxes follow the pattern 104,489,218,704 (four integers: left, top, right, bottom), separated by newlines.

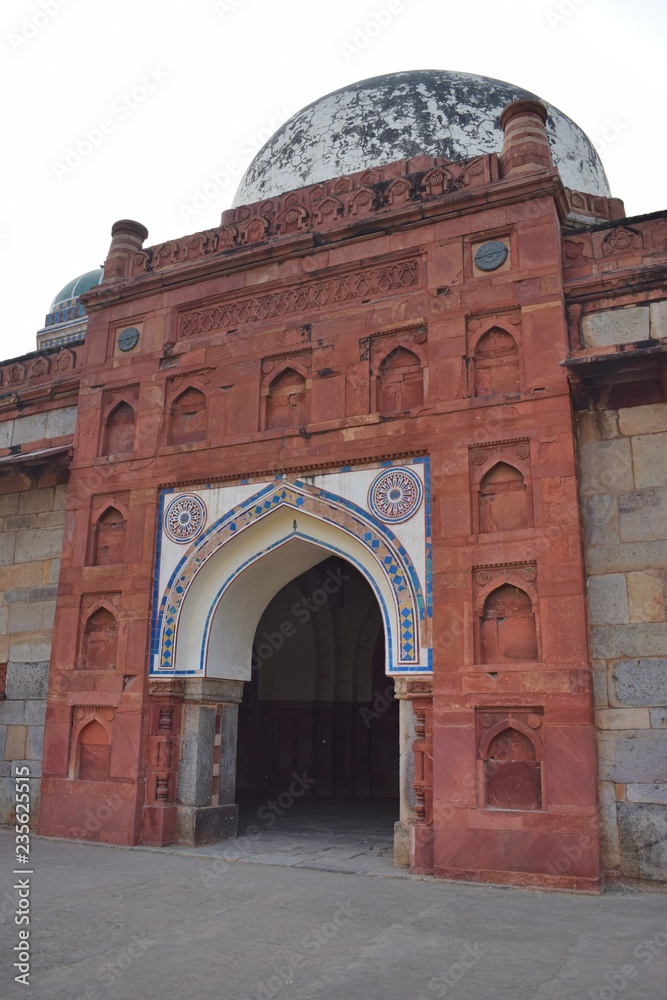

235,555,399,836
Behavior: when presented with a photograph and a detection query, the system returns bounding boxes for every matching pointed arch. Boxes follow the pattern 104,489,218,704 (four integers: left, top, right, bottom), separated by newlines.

168,386,208,446
480,584,537,663
474,327,520,396
478,462,531,532
483,725,542,810
266,367,308,430
79,605,118,669
377,346,424,414
102,401,135,456
154,480,428,679
92,506,126,566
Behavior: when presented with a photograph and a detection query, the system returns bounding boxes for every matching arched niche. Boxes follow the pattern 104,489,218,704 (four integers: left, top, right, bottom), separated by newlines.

483,725,542,810
474,327,520,396
168,387,207,446
478,462,531,532
480,583,537,663
102,401,135,456
75,719,111,781
266,367,308,430
79,606,118,670
92,507,126,566
377,346,424,413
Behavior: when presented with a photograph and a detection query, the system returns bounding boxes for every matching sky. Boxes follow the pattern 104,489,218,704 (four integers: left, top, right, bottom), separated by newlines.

2,0,665,358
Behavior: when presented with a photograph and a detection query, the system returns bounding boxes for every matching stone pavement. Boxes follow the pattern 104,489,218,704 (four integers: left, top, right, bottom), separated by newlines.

1,826,667,1000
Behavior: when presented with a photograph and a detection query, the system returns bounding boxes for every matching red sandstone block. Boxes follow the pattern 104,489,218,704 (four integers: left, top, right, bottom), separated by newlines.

544,727,598,807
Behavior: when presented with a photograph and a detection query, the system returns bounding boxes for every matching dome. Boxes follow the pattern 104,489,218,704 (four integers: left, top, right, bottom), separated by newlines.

50,268,104,311
233,70,610,207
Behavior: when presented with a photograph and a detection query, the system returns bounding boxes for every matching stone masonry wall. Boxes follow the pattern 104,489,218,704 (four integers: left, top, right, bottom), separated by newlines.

578,400,667,881
0,400,75,827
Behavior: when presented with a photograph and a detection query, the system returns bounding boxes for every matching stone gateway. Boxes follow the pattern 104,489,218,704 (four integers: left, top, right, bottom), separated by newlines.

1,70,665,890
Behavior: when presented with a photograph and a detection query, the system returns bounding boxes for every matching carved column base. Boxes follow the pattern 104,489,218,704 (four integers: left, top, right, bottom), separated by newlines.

175,804,239,846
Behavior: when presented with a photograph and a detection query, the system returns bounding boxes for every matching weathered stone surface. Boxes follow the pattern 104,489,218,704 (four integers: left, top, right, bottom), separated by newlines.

0,420,12,448
18,487,54,514
11,413,47,446
0,493,19,516
5,662,50,701
587,573,628,624
8,600,57,633
598,731,667,782
582,495,619,546
0,700,25,725
632,433,667,489
650,299,667,339
9,639,52,662
626,783,667,805
23,701,46,725
0,532,16,566
579,439,634,495
627,571,665,623
613,659,667,706
595,708,651,729
618,402,667,437
593,625,667,659
45,406,77,438
586,541,667,575
591,659,609,708
3,584,58,605
598,780,621,870
582,306,649,349
617,802,667,880
26,725,44,760
4,725,27,760
14,527,63,563
177,704,216,807
650,708,667,728
619,488,667,542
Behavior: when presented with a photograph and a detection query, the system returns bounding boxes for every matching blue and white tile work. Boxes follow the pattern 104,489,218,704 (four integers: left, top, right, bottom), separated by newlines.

151,458,432,679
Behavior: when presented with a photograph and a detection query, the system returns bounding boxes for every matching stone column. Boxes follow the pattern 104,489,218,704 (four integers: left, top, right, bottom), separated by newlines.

499,99,553,179
393,677,432,869
175,678,244,846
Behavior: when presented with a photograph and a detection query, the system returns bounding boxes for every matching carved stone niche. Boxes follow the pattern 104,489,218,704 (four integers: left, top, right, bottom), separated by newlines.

474,563,540,664
469,439,533,534
476,707,544,811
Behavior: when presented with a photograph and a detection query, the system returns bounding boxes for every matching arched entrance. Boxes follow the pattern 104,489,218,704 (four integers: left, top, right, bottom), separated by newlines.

236,554,399,842
154,477,428,857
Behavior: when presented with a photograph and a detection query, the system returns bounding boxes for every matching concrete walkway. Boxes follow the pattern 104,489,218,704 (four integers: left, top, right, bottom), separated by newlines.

1,827,666,1000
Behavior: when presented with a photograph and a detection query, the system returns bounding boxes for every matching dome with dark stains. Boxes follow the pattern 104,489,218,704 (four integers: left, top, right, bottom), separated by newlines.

233,69,610,207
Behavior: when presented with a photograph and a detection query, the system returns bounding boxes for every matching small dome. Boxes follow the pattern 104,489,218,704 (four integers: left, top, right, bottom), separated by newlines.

234,70,610,206
50,269,104,310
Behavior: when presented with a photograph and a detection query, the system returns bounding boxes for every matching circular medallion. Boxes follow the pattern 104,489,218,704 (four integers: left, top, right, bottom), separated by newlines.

527,714,542,729
480,714,494,728
118,327,140,352
368,468,423,523
474,241,509,272
164,494,207,544
476,571,491,586
522,566,537,582
515,443,530,460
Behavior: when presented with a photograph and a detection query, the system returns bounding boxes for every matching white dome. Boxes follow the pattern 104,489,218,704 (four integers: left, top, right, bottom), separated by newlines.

234,70,610,207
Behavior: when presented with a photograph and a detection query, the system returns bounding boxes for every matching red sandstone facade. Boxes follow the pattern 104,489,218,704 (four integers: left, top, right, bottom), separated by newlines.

2,97,661,888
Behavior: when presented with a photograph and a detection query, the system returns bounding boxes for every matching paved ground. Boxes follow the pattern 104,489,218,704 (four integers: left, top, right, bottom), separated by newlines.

1,825,667,1000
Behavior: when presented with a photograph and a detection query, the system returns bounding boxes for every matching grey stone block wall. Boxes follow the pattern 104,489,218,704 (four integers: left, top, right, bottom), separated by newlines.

0,479,67,828
578,397,667,882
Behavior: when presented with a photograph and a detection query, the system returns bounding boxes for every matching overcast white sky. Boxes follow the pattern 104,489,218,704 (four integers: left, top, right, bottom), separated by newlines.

1,0,664,358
